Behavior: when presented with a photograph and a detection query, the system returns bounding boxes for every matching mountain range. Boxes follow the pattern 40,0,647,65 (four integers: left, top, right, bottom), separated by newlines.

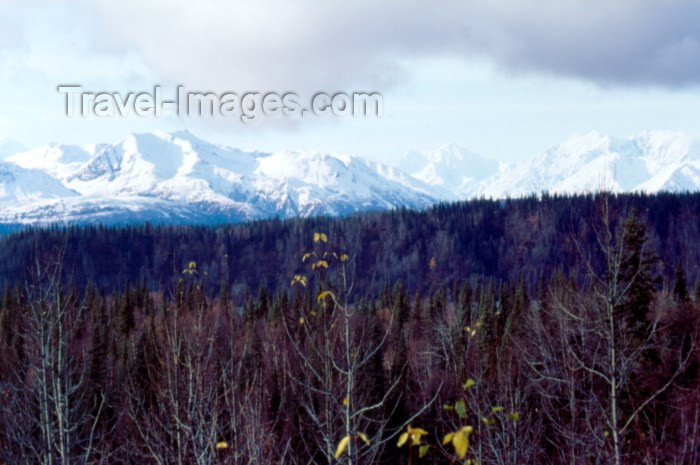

0,130,698,226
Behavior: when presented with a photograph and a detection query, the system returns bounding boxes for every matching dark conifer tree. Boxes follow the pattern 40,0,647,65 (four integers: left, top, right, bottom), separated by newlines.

616,212,658,339
672,263,690,304
256,286,270,321
118,283,135,365
392,281,408,330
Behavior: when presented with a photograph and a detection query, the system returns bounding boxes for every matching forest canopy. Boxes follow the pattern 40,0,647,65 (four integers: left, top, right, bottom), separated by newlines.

0,192,698,464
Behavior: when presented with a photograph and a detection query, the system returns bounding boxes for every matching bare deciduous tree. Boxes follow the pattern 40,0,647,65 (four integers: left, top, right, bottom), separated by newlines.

528,196,695,465
1,255,105,465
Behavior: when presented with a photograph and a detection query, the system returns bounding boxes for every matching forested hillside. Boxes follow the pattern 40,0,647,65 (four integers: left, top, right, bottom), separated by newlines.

0,192,698,464
1,192,699,296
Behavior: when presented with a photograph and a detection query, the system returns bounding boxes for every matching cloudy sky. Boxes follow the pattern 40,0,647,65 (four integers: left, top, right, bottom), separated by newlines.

1,0,700,163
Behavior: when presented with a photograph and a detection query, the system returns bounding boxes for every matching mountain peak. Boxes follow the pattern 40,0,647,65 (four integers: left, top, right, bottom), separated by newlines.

0,131,439,225
5,144,94,180
0,130,698,226
556,130,613,156
395,143,499,198
0,138,28,160
484,130,700,197
0,161,78,203
436,141,466,154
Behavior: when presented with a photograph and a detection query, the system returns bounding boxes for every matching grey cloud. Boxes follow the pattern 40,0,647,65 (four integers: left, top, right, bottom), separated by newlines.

38,1,700,92
482,1,700,87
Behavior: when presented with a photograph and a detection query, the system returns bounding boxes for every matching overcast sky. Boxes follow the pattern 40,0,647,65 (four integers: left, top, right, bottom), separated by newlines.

1,0,700,163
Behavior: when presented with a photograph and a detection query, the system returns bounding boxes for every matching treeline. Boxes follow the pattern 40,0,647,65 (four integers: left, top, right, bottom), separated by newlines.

0,192,699,298
0,193,698,464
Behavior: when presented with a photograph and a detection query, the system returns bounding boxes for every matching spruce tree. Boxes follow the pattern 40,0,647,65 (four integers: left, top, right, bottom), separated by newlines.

672,262,690,304
616,212,657,338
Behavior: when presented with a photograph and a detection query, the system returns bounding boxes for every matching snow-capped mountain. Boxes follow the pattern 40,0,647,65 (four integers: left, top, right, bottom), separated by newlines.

396,132,700,200
0,162,78,203
0,131,441,225
396,143,500,199
480,131,700,198
1,130,699,227
0,137,77,206
0,138,27,160
6,144,96,180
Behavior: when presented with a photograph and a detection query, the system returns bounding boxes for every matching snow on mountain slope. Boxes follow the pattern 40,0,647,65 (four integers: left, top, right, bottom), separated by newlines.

480,131,700,198
0,131,439,225
395,143,500,199
369,160,452,200
1,130,699,227
6,144,96,180
65,131,258,203
253,150,447,216
0,162,78,203
0,196,251,226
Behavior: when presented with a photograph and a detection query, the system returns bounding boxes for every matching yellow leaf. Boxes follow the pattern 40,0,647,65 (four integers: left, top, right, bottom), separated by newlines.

419,445,430,458
312,260,329,270
398,425,428,447
340,253,349,262
313,232,328,243
302,253,312,262
408,426,428,446
463,378,476,389
320,233,328,242
335,435,350,459
317,290,335,303
442,432,454,445
357,431,371,446
452,431,469,460
508,412,520,421
491,406,505,414
215,441,229,449
342,396,349,406
182,262,198,275
298,317,305,325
